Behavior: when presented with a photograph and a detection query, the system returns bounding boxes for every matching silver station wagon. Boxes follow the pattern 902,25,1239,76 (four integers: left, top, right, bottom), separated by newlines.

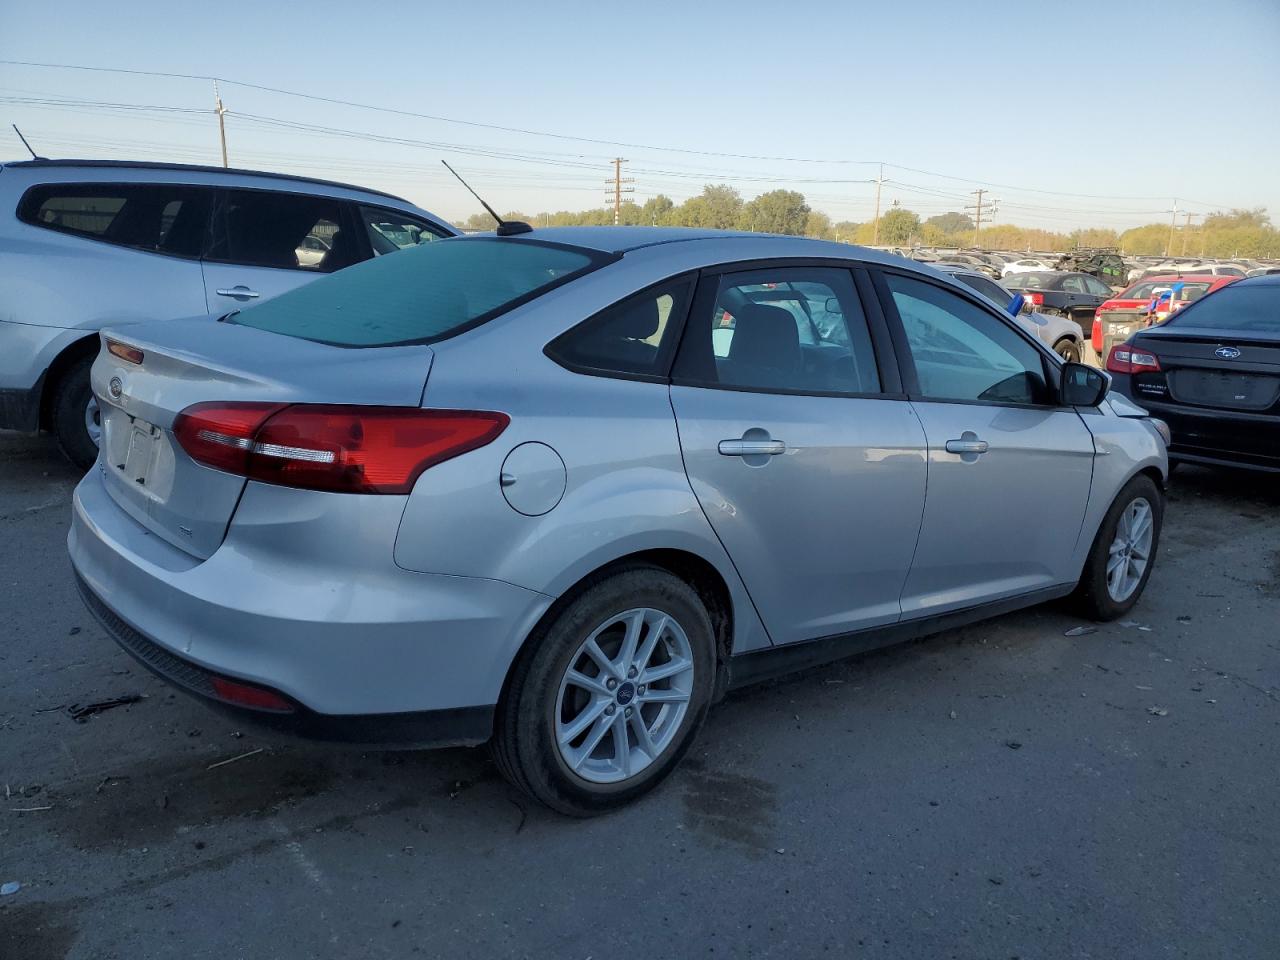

69,227,1169,814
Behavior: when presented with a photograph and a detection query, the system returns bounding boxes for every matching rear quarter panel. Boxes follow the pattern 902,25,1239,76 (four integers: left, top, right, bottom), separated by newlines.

392,258,773,654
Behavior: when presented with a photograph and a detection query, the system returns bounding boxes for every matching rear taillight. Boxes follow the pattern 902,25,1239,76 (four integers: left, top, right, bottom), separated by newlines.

1091,317,1103,353
1025,292,1044,306
173,403,509,494
1106,345,1162,376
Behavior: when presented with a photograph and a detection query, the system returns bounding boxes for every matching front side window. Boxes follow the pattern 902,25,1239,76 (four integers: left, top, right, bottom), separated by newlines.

547,279,692,378
208,189,356,272
17,182,211,258
673,267,881,394
886,273,1049,405
358,205,446,256
230,237,604,347
1060,276,1087,293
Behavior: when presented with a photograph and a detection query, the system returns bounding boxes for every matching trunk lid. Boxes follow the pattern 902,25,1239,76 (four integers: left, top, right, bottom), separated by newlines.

1134,326,1280,413
91,316,433,559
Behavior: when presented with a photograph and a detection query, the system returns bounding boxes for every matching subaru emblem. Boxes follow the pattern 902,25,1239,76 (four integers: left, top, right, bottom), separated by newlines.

108,376,124,399
1215,346,1241,360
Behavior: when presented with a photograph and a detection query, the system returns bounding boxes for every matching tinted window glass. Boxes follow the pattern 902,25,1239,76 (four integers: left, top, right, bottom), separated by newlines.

17,182,211,257
230,238,602,347
1084,277,1112,296
358,205,446,256
673,268,881,394
1060,276,1087,293
208,190,356,272
887,273,1048,405
1121,280,1212,302
548,280,692,378
1167,284,1279,333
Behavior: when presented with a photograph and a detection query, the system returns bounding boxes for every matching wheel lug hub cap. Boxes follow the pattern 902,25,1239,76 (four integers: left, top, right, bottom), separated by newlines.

615,681,636,706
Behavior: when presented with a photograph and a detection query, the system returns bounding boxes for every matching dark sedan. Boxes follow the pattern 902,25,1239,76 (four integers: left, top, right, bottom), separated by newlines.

1003,271,1113,336
1107,275,1280,473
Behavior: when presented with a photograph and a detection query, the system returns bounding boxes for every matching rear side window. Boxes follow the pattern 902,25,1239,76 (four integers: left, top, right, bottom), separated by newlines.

358,205,446,256
230,238,606,347
207,189,357,272
547,279,693,378
17,182,212,258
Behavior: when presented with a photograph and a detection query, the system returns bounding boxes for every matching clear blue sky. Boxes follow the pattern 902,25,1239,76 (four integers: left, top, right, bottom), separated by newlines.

2,0,1278,231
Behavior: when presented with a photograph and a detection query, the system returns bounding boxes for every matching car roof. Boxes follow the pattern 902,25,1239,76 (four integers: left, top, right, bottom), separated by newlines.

0,158,410,204
496,226,909,264
1124,274,1226,286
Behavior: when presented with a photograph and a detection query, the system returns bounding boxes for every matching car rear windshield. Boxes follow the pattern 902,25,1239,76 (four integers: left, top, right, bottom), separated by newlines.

229,237,607,347
1166,284,1279,332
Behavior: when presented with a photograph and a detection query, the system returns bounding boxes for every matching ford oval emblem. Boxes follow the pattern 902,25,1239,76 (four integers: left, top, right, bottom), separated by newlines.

108,376,124,399
1215,346,1241,360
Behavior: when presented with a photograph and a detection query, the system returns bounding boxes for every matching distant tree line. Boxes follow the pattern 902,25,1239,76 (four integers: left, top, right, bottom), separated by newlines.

458,185,1280,257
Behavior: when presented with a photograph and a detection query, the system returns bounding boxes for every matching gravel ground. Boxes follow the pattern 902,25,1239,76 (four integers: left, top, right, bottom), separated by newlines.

1,428,1277,959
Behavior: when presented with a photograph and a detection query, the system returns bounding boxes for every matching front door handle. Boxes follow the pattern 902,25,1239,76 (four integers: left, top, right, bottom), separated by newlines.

945,436,989,455
215,285,261,301
718,439,786,457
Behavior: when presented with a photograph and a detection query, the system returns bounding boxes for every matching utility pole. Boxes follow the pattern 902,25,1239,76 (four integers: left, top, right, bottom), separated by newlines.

872,163,885,245
604,158,633,225
965,188,989,247
1179,212,1200,256
1165,199,1179,257
213,81,229,168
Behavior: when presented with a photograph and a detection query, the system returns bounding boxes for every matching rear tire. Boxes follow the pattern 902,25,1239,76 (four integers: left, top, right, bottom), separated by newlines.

1072,474,1163,621
1054,337,1082,363
51,357,99,471
492,565,716,816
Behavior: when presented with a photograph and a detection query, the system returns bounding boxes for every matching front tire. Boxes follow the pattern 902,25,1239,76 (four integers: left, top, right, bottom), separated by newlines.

51,357,100,470
492,566,716,816
1073,474,1163,621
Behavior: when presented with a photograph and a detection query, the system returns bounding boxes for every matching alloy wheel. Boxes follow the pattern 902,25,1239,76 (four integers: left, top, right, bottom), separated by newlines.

1106,497,1154,602
554,607,695,784
84,396,102,448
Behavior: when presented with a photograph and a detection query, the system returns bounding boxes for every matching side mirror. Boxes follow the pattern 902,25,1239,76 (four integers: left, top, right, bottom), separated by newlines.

1007,293,1025,317
1061,361,1109,406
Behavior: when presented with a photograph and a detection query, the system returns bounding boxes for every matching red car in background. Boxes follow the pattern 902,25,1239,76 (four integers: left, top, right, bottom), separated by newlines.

1091,274,1239,354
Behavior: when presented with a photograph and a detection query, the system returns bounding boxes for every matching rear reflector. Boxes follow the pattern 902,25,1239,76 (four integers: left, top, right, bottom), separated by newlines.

106,339,144,364
210,675,296,713
1106,345,1162,375
173,403,509,494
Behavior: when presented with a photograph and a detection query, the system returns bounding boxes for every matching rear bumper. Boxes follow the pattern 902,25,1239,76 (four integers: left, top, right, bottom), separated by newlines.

74,570,494,747
1114,384,1280,472
68,467,555,740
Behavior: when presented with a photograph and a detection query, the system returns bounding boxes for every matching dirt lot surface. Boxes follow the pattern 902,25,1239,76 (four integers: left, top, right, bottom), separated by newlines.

2,429,1277,959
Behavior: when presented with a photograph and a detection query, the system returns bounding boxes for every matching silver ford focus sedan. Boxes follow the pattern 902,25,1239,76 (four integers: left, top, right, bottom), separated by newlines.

68,228,1168,814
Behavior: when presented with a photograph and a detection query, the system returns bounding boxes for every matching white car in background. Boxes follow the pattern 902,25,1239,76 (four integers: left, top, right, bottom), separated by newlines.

1002,257,1055,278
934,264,1085,362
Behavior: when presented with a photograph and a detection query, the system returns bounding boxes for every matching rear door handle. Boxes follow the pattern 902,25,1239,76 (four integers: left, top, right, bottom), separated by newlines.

945,437,989,455
215,285,260,300
718,439,786,457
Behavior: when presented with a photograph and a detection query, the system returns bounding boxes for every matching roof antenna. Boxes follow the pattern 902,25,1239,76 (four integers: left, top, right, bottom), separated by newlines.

441,160,532,236
12,124,44,160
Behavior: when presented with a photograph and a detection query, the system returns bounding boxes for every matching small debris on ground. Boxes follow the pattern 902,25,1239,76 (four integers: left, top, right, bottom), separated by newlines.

68,626,81,636
1138,626,1153,632
948,710,957,720
1064,626,1097,637
206,747,263,771
10,805,53,813
988,876,1004,885
0,881,20,896
1136,685,1153,691
1147,707,1169,717
1004,740,1023,750
1176,615,1193,623
775,848,786,855
67,694,144,723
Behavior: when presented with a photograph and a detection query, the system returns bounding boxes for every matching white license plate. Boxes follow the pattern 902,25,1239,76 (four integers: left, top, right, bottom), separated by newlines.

122,418,160,487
